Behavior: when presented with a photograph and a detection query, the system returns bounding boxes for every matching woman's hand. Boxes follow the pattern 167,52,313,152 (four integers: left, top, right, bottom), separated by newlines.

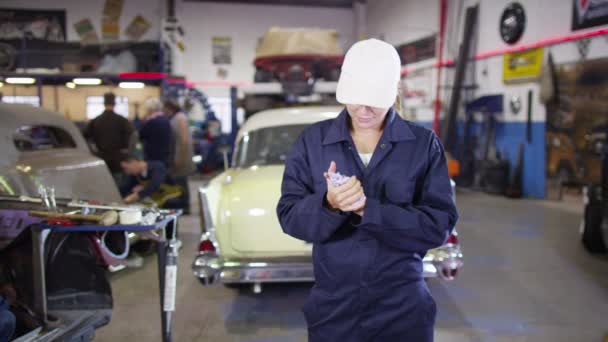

324,161,366,215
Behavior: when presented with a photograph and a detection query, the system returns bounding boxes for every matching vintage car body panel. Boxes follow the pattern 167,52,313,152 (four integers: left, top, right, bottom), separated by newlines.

0,103,121,202
193,106,463,287
224,165,311,255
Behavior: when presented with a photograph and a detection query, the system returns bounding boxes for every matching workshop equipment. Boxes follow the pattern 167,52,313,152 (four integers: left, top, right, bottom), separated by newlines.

459,94,510,195
442,4,479,148
28,210,119,226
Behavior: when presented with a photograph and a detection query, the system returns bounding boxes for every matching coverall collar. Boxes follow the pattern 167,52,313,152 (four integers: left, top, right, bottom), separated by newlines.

322,107,415,146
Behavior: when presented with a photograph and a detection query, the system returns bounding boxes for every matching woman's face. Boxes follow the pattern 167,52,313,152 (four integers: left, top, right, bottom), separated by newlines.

345,104,389,131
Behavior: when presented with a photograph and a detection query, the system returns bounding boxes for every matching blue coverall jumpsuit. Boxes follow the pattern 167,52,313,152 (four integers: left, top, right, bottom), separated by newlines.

277,108,458,341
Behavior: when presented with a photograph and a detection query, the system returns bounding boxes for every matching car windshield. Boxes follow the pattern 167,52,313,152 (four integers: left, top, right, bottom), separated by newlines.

235,125,307,168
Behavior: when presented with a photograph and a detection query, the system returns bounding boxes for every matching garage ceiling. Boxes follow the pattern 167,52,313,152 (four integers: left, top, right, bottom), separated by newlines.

185,0,356,8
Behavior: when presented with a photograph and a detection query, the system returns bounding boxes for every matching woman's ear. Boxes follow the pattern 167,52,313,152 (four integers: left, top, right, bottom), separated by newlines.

394,81,403,111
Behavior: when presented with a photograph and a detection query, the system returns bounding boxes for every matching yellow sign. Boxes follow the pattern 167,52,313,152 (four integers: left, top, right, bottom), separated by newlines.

503,47,544,83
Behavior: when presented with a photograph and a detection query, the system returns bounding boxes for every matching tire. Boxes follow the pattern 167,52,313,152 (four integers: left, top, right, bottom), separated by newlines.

130,240,157,256
581,185,607,253
324,68,340,81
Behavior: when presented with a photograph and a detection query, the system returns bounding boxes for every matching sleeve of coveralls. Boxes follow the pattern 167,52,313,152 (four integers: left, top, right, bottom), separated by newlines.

276,134,349,243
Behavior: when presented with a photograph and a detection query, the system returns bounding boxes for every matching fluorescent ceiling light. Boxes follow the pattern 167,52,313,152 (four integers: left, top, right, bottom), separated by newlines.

73,78,102,85
119,81,145,89
66,82,76,89
6,77,36,85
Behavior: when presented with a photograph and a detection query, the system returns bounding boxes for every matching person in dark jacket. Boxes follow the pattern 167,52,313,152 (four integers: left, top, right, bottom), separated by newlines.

139,98,173,167
276,39,458,341
164,99,195,214
0,296,15,341
119,156,177,205
83,92,135,187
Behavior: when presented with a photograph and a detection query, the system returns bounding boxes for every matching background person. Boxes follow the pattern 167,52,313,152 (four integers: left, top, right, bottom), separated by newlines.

83,92,135,188
119,155,181,206
164,99,195,214
139,98,173,167
0,295,14,342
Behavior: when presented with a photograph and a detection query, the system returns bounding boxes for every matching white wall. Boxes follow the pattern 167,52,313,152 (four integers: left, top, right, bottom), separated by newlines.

1,0,163,41
368,0,608,123
175,1,355,89
366,0,438,46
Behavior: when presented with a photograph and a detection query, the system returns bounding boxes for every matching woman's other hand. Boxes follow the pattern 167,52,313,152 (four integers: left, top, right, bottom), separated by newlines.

324,161,366,215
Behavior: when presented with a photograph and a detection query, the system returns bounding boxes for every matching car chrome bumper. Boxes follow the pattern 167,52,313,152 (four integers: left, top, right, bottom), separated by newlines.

192,255,314,285
192,244,463,285
422,243,463,280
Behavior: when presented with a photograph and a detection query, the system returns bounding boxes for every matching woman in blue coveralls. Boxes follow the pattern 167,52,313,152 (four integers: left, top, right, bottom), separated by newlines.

277,39,458,341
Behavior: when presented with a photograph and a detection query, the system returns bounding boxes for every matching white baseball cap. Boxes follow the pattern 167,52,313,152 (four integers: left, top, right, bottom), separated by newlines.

336,38,401,109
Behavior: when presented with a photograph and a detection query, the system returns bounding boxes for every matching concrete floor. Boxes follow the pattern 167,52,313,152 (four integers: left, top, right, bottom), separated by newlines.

95,185,608,342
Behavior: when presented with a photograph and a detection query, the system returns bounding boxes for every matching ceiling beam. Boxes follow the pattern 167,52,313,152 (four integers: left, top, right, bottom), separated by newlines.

184,0,354,8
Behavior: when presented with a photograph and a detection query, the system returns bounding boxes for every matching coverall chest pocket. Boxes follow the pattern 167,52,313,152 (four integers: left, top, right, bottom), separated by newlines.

384,179,416,206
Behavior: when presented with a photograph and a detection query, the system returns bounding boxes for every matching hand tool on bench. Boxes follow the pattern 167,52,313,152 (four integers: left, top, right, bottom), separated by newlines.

28,210,119,226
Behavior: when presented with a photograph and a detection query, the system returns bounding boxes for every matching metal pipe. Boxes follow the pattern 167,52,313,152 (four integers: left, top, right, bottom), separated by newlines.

442,4,478,147
433,0,448,135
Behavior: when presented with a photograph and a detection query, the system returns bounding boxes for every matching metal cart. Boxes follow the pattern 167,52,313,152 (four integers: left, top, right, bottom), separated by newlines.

26,213,180,342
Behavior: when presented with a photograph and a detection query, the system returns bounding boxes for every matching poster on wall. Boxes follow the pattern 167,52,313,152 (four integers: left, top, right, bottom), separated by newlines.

102,17,120,42
103,0,124,19
102,0,123,42
212,37,232,65
74,18,99,44
396,35,436,66
572,0,608,30
503,47,544,83
0,8,66,41
125,15,151,41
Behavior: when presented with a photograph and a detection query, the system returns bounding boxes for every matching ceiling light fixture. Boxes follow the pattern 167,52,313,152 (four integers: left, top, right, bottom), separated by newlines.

6,77,36,85
118,81,145,89
73,78,102,85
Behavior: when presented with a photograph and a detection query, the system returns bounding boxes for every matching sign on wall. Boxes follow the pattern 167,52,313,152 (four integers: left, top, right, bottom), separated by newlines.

101,0,123,42
503,47,544,83
74,18,98,44
125,15,151,41
212,37,232,65
396,35,436,66
572,0,608,30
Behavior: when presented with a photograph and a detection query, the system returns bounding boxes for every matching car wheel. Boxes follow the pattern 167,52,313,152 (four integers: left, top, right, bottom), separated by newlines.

131,240,157,256
581,185,606,253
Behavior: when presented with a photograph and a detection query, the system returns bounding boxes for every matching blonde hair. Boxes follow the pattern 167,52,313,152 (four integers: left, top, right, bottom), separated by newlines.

144,97,162,114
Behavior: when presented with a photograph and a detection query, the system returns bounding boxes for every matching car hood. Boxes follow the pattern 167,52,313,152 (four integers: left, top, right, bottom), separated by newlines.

223,165,311,255
7,150,121,202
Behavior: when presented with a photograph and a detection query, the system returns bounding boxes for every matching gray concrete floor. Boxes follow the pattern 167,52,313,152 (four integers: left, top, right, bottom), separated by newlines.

95,184,608,342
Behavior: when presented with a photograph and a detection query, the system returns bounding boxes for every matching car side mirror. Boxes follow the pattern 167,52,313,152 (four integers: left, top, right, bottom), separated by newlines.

218,144,231,170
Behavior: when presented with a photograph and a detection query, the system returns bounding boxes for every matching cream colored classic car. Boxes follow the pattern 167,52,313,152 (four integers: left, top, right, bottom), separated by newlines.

192,106,463,293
